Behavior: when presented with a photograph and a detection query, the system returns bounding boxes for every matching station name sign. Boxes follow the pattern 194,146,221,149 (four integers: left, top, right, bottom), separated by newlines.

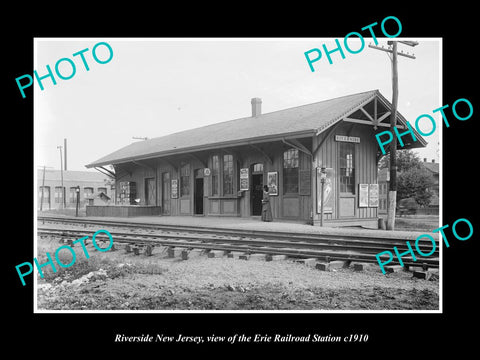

335,135,360,143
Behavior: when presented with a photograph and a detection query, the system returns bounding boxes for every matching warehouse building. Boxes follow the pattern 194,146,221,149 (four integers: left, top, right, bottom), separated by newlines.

38,169,113,210
86,90,427,227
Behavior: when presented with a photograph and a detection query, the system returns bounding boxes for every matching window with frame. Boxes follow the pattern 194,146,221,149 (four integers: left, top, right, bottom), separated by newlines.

210,154,236,196
283,148,299,194
211,155,220,195
84,187,94,199
69,187,77,203
339,142,355,193
223,154,233,195
55,186,65,203
180,164,190,196
253,163,263,173
39,186,50,202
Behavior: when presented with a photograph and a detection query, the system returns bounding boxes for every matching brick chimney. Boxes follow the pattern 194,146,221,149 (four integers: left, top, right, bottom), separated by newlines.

431,159,435,163
251,98,262,117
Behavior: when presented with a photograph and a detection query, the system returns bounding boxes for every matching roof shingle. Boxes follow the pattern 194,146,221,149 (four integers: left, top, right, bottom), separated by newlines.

85,90,422,168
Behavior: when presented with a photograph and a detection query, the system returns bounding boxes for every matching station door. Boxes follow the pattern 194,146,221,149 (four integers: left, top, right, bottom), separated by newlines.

145,178,156,205
194,169,204,215
251,163,264,216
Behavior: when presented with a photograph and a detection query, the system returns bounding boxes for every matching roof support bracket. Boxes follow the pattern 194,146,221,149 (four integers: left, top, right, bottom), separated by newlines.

313,122,341,157
248,144,273,165
377,111,391,123
94,166,116,179
360,107,374,122
159,158,179,172
282,138,312,158
220,148,243,164
115,164,132,177
344,116,404,129
132,160,155,171
186,153,207,168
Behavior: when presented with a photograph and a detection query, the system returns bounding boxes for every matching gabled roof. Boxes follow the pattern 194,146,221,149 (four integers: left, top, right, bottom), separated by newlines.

86,90,426,168
86,191,111,200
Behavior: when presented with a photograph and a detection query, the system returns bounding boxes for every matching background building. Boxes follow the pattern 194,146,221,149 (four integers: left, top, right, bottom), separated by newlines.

38,169,113,210
421,158,439,197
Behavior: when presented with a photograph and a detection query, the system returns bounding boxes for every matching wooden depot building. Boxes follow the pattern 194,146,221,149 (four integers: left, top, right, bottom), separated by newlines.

85,90,427,227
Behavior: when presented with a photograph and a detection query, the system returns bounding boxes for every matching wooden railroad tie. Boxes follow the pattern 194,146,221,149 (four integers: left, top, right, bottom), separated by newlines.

144,245,154,256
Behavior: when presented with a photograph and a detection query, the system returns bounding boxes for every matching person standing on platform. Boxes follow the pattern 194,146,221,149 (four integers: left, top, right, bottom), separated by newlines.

261,185,273,222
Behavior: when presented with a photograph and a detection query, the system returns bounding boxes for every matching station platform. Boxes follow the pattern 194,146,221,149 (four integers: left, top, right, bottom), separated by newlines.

65,214,439,241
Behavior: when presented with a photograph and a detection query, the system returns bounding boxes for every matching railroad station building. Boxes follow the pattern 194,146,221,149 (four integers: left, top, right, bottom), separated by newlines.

85,90,427,227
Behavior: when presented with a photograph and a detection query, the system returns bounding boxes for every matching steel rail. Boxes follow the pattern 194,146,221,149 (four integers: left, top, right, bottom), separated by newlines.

37,216,440,245
37,227,439,256
37,226,439,268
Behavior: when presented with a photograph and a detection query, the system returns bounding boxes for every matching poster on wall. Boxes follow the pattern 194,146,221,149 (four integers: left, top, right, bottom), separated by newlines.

316,168,334,213
359,184,369,207
171,179,178,199
240,168,249,191
267,171,278,196
368,183,379,207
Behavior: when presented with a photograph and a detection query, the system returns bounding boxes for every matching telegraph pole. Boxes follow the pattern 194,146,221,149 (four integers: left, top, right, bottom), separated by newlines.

388,41,399,231
64,138,68,171
40,165,46,211
57,145,66,209
369,40,418,230
38,165,54,210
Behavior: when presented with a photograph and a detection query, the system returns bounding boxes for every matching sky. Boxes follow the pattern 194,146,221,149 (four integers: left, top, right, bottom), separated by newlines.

34,38,441,172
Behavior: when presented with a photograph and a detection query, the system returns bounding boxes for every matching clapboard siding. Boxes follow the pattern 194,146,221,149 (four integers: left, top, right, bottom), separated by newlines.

312,122,378,222
113,122,378,225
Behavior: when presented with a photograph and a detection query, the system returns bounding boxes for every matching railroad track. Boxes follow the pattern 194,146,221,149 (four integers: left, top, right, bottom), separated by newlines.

37,216,440,269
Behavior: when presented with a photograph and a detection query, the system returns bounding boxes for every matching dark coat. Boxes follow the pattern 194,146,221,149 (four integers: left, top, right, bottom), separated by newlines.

261,190,273,222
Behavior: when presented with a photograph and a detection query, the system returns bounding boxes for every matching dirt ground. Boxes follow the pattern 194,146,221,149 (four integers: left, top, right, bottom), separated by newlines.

385,215,439,232
35,234,439,311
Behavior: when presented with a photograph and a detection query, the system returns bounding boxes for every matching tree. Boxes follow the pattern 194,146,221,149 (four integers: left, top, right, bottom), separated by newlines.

378,149,422,172
397,167,434,207
379,149,435,207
